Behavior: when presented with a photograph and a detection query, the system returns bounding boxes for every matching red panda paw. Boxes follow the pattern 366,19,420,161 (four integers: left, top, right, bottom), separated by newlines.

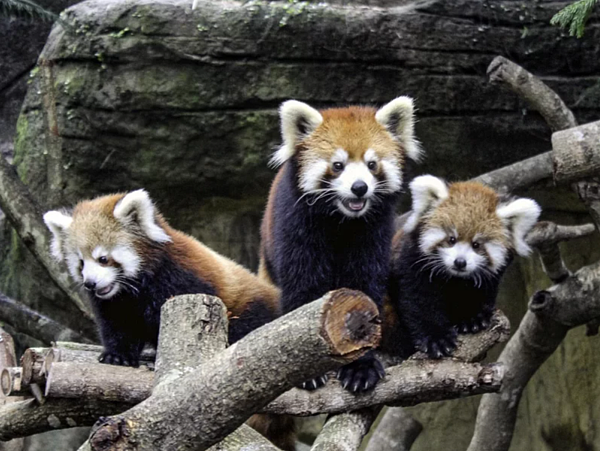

456,312,492,334
337,356,385,393
98,351,140,367
298,375,328,391
415,332,457,359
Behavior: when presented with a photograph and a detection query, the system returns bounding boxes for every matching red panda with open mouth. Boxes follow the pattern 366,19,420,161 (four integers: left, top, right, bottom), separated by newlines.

260,97,422,393
44,189,281,365
387,176,541,359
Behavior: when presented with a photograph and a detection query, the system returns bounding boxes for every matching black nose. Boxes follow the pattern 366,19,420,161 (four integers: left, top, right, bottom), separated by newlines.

351,181,368,198
454,258,467,270
84,280,96,291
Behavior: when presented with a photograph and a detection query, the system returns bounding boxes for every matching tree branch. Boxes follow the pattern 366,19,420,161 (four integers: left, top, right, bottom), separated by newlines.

0,327,24,451
310,407,381,451
0,155,93,323
553,121,600,185
487,55,577,132
0,293,90,345
83,290,380,451
364,408,422,451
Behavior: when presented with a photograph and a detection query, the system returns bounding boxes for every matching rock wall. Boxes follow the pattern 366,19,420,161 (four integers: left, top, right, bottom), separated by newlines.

5,0,600,450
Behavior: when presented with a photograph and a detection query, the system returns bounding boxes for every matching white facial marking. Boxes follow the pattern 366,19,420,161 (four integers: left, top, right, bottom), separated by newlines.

81,259,120,298
485,241,509,272
333,148,349,164
92,246,108,260
111,246,141,277
379,158,402,193
419,228,447,254
331,162,376,198
364,148,377,163
299,159,329,192
439,242,485,278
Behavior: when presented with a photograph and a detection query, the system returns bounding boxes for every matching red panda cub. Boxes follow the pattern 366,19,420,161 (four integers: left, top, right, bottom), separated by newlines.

43,190,281,365
388,176,541,359
260,98,422,392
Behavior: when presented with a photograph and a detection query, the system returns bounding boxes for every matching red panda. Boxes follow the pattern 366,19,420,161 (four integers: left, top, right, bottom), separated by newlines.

44,190,295,450
260,98,422,392
386,176,541,359
44,189,281,364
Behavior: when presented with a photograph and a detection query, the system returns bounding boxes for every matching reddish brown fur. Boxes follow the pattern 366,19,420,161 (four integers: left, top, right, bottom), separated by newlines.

70,194,280,318
423,181,508,247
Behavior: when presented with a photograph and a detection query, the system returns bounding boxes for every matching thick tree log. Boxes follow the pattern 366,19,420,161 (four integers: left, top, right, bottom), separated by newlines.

84,289,379,451
20,347,46,388
553,121,600,184
0,398,132,441
44,347,155,372
207,425,283,451
0,154,92,324
1,368,25,397
264,361,503,416
473,151,554,193
45,362,153,403
487,56,577,132
0,293,89,345
364,408,422,451
311,407,381,451
0,327,24,451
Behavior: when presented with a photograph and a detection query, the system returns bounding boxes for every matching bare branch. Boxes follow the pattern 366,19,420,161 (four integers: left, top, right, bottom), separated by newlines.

0,398,131,441
0,155,93,322
473,151,553,193
364,408,422,451
311,407,381,451
487,56,577,132
0,293,90,345
84,290,380,451
264,361,503,416
553,121,600,184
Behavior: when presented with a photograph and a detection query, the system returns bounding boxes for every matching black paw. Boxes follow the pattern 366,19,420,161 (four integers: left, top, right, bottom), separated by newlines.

456,312,492,334
298,374,328,390
337,357,385,393
98,351,139,367
415,330,457,359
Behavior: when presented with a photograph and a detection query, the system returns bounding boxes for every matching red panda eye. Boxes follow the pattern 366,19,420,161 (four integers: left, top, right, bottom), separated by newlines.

98,256,109,265
448,237,456,245
472,241,480,249
332,162,344,172
367,161,377,171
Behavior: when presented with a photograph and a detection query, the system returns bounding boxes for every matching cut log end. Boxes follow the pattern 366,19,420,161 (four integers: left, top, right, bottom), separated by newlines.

1,367,22,396
321,289,381,357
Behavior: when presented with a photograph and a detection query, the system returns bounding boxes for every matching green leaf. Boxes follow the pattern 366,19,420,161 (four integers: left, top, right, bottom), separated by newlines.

0,0,58,22
550,0,599,38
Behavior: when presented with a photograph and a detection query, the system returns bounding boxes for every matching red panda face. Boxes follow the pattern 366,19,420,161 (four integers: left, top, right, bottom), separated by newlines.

404,176,541,283
272,98,422,218
44,190,171,300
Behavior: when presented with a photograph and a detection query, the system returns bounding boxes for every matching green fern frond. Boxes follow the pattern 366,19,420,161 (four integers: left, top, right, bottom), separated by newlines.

551,0,599,38
0,0,58,22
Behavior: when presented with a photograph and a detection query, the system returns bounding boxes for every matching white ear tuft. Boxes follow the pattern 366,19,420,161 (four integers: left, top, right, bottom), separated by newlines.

496,198,541,256
113,189,172,243
375,96,422,162
403,175,449,233
43,210,73,260
270,100,323,168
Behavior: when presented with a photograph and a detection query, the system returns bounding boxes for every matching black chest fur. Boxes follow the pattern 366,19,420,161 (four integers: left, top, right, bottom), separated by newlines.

267,160,397,312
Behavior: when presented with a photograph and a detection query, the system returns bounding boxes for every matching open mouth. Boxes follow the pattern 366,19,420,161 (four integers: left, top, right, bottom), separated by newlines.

342,198,367,212
95,283,115,298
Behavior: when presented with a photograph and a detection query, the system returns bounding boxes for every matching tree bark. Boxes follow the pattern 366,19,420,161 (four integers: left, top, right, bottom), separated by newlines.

83,289,379,451
364,408,422,451
264,361,503,416
553,121,600,184
0,154,93,324
0,292,89,345
310,407,381,451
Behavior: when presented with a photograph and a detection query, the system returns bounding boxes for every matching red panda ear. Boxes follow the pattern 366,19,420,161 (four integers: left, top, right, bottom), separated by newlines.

270,100,323,168
113,190,171,243
43,210,73,260
376,96,422,162
496,198,541,256
403,175,448,233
